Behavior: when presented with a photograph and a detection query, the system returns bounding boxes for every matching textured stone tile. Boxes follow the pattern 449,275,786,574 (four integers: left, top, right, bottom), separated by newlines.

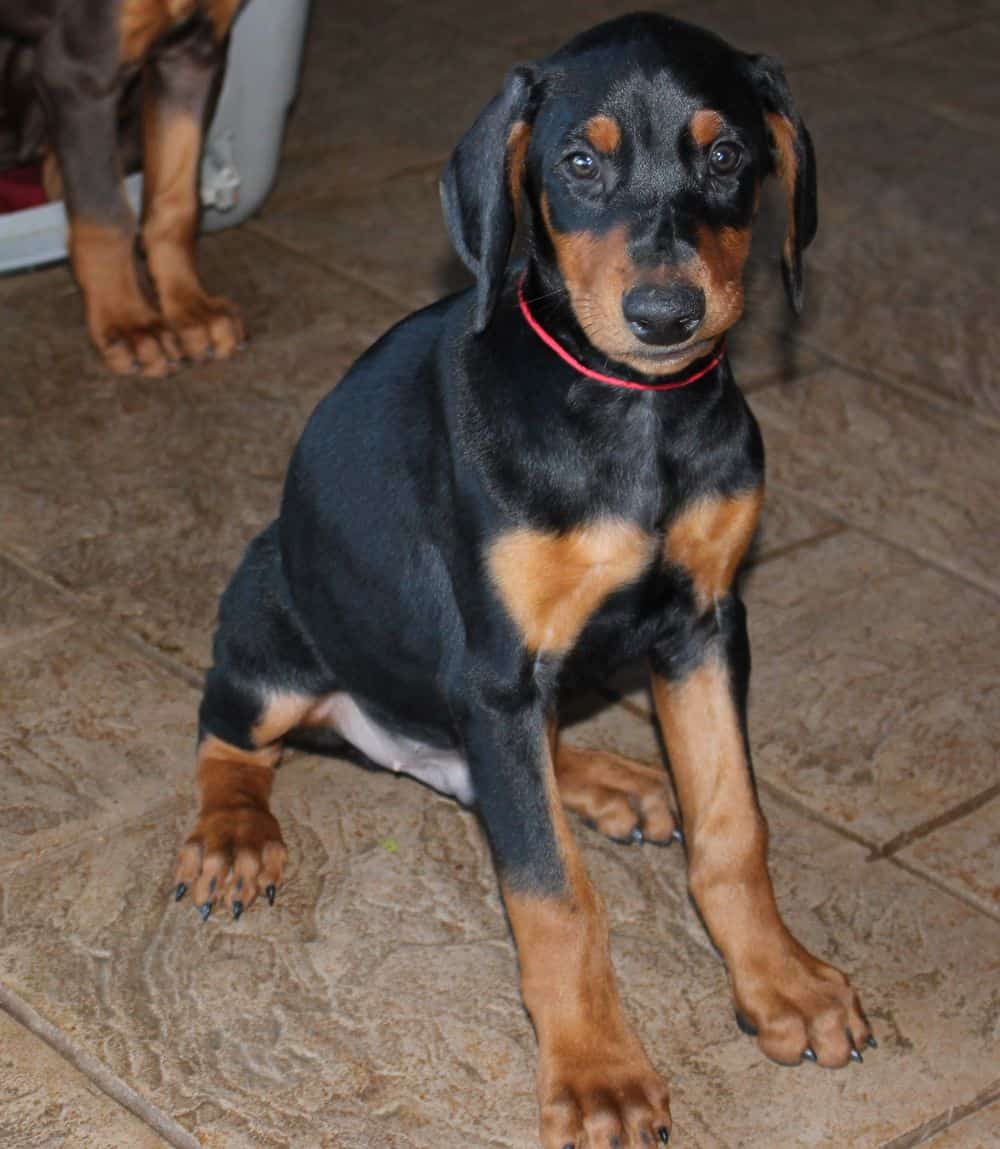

257,164,467,309
0,623,196,866
0,556,73,652
572,531,999,850
923,1102,1000,1147
0,229,404,671
0,751,996,1148
899,799,1000,918
829,19,1000,139
747,531,1000,847
750,368,1000,594
670,0,994,66
0,1010,167,1149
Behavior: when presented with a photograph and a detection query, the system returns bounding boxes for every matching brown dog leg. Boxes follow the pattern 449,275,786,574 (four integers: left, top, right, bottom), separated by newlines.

141,18,244,362
651,653,873,1068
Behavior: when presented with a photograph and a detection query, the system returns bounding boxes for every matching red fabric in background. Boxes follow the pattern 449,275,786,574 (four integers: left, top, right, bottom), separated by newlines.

0,163,47,213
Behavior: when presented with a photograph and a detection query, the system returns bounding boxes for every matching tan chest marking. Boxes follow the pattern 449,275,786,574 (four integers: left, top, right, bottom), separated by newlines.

489,520,654,655
665,490,763,611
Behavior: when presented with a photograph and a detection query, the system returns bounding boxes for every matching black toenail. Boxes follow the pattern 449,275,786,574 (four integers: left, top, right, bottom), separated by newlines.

266,884,276,906
657,1128,670,1143
630,826,644,844
208,877,217,895
866,1036,878,1049
232,901,244,920
199,902,212,922
850,1048,863,1063
671,828,684,844
174,883,187,902
803,1047,817,1062
735,1012,758,1037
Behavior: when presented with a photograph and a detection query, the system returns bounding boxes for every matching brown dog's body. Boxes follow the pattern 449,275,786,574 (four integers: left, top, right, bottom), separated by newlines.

0,0,244,375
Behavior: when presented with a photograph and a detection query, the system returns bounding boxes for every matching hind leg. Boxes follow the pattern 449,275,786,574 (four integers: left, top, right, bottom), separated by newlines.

174,527,330,919
553,724,678,846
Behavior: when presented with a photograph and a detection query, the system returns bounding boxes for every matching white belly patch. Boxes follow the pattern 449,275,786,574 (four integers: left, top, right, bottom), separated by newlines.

311,693,475,806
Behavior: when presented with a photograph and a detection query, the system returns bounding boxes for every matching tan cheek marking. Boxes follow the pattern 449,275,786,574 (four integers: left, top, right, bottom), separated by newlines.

584,114,621,153
689,109,723,148
767,113,799,264
665,490,763,611
541,193,632,350
489,520,654,654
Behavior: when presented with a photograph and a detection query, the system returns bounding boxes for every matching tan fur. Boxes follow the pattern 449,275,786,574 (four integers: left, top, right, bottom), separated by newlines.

665,489,763,610
584,113,621,153
688,108,723,147
488,519,654,654
507,121,531,225
767,112,799,268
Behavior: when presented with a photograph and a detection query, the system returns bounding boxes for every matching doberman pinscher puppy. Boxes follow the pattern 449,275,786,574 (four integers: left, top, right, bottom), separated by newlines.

173,14,874,1145
0,0,245,375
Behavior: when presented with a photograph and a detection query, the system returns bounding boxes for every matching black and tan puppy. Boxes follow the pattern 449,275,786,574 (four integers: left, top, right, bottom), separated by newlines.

174,14,873,1145
0,0,245,375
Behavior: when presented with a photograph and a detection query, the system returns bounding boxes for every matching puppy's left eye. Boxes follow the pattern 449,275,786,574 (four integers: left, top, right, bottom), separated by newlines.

708,141,744,176
566,152,598,180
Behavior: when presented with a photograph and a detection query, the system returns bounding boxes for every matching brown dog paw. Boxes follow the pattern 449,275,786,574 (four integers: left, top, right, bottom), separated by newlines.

92,310,182,378
173,805,286,920
556,743,678,845
733,943,873,1068
164,291,245,362
539,1041,672,1149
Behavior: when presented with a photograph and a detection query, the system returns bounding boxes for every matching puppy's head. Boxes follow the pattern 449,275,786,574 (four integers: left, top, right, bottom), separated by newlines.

441,13,816,372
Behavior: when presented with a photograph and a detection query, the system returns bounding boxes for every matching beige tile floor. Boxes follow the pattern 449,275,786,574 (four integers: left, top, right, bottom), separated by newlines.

1,1,998,1146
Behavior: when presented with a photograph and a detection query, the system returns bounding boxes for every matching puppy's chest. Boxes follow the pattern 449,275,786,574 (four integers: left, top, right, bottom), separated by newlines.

487,489,762,657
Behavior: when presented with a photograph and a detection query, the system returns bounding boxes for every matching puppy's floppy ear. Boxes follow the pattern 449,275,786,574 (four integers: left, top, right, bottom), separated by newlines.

441,65,538,333
746,55,817,315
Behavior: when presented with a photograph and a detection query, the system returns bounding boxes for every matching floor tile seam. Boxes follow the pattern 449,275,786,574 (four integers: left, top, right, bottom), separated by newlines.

878,1079,1000,1149
244,219,422,312
0,544,204,690
874,781,1000,859
761,481,1000,602
786,333,1000,435
886,852,1000,926
784,15,990,73
0,616,78,657
0,987,200,1149
0,794,185,879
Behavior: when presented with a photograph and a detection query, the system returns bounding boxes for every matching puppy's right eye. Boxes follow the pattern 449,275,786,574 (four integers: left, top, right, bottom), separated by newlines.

566,152,598,179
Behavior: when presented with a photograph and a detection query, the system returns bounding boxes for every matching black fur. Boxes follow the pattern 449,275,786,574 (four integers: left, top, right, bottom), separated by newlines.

199,12,812,897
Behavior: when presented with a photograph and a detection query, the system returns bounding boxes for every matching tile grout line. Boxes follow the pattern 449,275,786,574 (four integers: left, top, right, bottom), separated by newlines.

0,987,201,1149
763,480,1000,603
887,853,1000,926
0,545,203,691
873,780,1000,860
244,219,423,313
784,333,1000,435
877,1079,1000,1149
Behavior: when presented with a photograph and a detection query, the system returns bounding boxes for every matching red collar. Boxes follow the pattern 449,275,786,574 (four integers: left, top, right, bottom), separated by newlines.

517,278,725,392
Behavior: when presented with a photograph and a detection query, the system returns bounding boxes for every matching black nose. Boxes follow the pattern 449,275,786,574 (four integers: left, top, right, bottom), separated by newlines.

622,284,705,346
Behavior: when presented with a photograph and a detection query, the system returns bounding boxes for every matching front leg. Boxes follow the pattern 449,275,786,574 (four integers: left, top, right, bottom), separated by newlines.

141,18,244,362
37,52,180,376
650,595,873,1068
463,700,671,1148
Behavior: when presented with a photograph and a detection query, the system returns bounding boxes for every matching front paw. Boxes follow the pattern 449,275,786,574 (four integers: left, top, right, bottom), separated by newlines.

538,1035,672,1149
733,943,874,1068
164,290,245,362
173,804,286,920
91,308,182,378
